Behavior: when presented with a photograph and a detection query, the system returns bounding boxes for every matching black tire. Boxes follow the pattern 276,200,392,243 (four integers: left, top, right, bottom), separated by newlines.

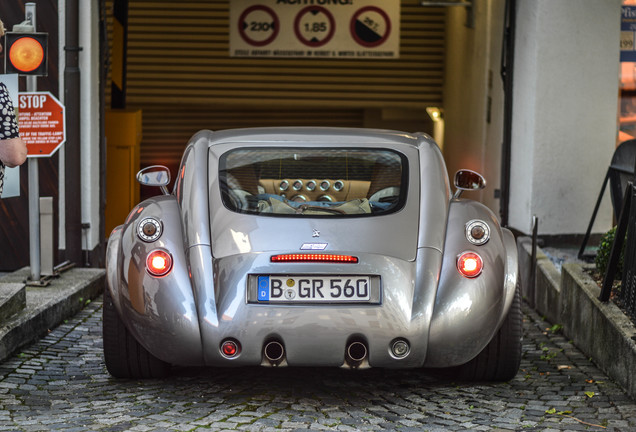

102,288,170,379
454,285,522,382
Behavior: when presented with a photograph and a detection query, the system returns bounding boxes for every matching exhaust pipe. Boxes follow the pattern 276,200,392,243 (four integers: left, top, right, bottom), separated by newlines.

345,341,368,367
263,341,285,365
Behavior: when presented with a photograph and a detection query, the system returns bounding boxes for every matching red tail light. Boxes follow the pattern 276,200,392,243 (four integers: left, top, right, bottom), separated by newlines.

457,251,483,278
270,254,358,263
146,249,172,277
220,339,240,358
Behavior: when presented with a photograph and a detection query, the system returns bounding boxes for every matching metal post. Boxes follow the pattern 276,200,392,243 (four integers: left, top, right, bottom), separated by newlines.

40,197,54,276
578,169,610,259
28,158,40,281
22,3,42,282
600,185,632,302
529,215,538,308
65,0,82,265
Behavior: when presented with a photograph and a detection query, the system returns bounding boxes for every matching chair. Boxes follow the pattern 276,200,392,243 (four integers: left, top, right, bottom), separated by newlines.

578,139,636,258
608,139,636,220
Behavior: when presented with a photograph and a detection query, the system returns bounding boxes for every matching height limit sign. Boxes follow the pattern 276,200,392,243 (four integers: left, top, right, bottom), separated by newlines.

230,0,400,59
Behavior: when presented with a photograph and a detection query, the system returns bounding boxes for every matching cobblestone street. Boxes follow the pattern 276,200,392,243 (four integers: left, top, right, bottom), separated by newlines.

1,296,635,431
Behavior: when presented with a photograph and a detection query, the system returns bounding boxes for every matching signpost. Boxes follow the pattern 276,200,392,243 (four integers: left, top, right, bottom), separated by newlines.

18,91,65,282
12,3,61,283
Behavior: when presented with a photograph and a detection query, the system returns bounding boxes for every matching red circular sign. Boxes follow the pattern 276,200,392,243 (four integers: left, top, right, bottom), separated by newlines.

294,6,336,48
350,6,391,48
17,92,66,157
238,5,280,47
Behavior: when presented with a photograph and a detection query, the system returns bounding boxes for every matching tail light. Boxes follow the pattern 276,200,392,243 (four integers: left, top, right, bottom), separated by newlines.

146,249,172,277
457,251,483,278
220,339,240,358
270,254,358,263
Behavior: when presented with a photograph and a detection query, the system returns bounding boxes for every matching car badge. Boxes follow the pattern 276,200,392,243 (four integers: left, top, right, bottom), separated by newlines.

312,229,320,237
301,243,328,251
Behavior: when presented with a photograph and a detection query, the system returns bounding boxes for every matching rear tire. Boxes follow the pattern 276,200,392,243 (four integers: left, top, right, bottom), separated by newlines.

454,285,522,382
102,288,170,378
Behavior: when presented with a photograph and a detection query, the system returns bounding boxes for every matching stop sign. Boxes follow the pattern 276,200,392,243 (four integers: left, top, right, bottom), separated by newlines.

17,91,66,157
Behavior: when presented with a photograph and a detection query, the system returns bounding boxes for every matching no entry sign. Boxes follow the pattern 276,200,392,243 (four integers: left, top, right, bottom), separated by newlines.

18,91,66,157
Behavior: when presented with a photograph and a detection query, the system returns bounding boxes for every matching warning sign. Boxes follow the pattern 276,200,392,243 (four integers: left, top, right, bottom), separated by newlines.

230,0,400,59
294,6,335,47
238,5,280,47
18,92,66,157
351,6,391,48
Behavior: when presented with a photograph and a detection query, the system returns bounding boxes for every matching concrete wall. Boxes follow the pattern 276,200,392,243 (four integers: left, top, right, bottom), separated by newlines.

443,0,505,213
444,0,620,236
509,0,620,235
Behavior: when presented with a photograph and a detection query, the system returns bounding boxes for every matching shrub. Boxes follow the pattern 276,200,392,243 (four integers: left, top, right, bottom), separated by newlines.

595,226,624,280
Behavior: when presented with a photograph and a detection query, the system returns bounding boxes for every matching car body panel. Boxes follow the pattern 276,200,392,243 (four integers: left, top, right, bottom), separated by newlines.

106,197,204,365
105,127,517,370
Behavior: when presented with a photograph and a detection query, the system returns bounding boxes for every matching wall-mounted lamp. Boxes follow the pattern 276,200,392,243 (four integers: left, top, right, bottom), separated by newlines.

426,107,445,150
426,107,443,123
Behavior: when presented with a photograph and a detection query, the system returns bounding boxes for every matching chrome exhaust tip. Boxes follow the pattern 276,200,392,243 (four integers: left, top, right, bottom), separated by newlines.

263,340,285,365
346,341,368,366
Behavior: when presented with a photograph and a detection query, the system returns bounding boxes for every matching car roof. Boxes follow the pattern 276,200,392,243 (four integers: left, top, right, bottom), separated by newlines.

194,127,434,150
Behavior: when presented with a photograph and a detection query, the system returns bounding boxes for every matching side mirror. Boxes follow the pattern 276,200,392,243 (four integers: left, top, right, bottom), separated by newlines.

453,169,486,198
137,165,171,195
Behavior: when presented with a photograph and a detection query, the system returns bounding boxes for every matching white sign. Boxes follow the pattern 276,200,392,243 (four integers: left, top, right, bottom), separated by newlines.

0,74,21,198
230,0,400,59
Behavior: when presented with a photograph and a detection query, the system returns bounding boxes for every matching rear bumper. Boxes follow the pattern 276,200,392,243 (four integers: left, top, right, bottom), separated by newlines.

106,199,517,369
197,249,441,368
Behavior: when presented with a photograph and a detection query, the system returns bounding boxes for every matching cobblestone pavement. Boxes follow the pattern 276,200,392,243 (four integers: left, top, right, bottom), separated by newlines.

1,297,636,432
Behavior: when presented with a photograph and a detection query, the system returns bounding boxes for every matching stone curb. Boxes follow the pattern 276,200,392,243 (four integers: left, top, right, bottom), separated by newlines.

0,283,26,320
517,236,636,401
0,267,105,363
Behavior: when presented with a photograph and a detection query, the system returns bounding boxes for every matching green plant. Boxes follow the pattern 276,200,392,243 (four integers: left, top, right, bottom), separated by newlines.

595,226,625,280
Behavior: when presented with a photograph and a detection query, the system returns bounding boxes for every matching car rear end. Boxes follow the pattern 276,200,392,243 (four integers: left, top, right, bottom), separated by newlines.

191,128,448,368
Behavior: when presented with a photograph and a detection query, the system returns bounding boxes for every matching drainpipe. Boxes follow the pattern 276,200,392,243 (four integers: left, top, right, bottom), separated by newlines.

65,0,82,265
500,0,516,227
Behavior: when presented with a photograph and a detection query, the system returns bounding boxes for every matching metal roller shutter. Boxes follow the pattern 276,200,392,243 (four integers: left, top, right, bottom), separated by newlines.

106,0,445,166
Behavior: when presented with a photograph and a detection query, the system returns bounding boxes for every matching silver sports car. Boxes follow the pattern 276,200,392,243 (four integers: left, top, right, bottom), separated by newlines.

104,127,520,381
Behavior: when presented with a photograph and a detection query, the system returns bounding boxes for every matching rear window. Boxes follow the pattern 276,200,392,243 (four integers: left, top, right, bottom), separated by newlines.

219,148,407,217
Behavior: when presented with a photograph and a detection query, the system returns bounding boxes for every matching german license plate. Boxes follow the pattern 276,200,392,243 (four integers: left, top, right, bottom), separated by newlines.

257,276,371,303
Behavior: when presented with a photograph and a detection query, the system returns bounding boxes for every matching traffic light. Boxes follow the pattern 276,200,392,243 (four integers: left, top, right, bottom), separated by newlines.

4,32,48,76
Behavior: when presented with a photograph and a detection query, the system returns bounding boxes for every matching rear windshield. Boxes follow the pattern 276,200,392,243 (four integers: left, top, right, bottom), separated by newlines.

218,148,407,217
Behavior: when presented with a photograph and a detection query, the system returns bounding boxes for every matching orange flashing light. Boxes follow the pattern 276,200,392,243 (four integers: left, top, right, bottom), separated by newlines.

9,37,44,72
5,33,48,76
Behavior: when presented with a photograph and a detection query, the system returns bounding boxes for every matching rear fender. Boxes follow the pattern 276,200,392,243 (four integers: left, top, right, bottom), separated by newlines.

105,195,204,365
425,199,517,367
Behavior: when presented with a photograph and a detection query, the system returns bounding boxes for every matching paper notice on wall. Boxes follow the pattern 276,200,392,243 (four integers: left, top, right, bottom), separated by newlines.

1,167,20,198
229,0,400,59
621,6,636,62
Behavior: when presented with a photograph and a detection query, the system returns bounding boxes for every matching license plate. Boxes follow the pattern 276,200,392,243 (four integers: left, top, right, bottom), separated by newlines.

257,276,371,303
